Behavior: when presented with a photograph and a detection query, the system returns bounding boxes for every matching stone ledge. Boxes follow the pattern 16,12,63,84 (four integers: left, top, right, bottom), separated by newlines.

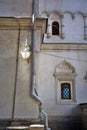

0,17,46,30
79,103,87,108
6,126,29,130
30,124,44,130
41,43,87,50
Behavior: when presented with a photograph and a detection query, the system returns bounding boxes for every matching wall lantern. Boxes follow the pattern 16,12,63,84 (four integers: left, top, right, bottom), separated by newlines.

84,71,87,82
20,38,31,62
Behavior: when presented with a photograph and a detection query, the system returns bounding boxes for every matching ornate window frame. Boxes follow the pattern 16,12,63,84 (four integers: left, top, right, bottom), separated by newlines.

54,60,77,104
47,19,61,38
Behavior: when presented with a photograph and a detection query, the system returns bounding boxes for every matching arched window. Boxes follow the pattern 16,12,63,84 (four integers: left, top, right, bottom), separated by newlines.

52,21,59,35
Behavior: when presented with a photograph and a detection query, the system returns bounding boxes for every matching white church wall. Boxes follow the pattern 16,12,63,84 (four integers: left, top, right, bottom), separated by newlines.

0,30,18,118
14,30,39,119
0,0,32,17
44,13,87,44
0,19,40,119
37,50,87,116
39,0,87,15
63,13,84,43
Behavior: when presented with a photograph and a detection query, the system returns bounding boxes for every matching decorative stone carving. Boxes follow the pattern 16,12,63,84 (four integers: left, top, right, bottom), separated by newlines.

74,11,84,18
49,11,62,19
54,60,77,80
41,12,48,18
41,11,85,20
55,60,75,73
62,11,75,19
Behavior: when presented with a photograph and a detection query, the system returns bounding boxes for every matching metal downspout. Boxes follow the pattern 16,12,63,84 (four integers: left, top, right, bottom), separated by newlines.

31,1,50,130
31,24,50,130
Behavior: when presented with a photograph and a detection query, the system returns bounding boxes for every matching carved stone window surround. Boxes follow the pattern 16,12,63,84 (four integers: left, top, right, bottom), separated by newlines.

54,60,77,105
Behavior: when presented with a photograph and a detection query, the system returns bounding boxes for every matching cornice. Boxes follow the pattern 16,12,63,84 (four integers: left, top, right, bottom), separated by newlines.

0,17,46,30
41,43,87,50
41,11,86,19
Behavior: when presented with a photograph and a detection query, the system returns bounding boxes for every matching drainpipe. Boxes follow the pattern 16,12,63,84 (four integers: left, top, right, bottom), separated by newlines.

31,1,50,130
31,22,50,129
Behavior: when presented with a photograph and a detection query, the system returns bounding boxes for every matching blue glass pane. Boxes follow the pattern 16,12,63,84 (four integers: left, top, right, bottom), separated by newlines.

61,83,71,99
63,88,70,98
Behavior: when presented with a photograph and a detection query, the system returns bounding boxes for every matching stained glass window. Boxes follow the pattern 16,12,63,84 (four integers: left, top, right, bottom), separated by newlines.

61,83,71,99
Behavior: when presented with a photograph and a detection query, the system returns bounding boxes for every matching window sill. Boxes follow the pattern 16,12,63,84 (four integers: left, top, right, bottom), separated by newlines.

56,100,77,105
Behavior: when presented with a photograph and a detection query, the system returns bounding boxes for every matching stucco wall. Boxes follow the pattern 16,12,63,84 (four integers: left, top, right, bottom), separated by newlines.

0,0,87,17
0,23,39,119
43,12,87,44
14,30,39,119
39,0,87,15
0,30,18,118
37,50,87,116
0,0,32,17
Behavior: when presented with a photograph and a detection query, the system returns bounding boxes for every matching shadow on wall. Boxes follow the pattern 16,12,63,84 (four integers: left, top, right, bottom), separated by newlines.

47,104,87,130
48,116,83,130
44,105,84,130
79,103,87,130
